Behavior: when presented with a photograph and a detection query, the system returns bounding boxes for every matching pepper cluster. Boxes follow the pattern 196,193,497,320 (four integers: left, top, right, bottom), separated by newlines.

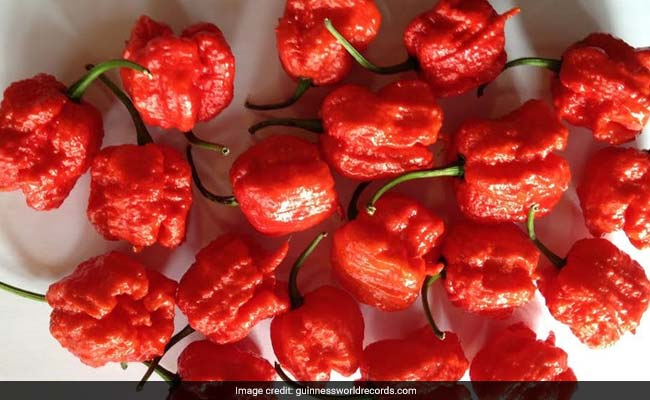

1,0,649,397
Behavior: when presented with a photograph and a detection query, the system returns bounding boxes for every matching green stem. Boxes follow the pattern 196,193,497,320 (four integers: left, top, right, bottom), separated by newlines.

67,59,152,101
137,324,195,391
142,361,178,386
347,181,371,221
0,281,47,302
274,363,373,400
289,232,328,309
245,78,313,110
186,146,239,207
477,57,561,97
324,18,416,75
421,274,445,340
186,131,230,156
249,118,323,135
85,64,153,146
366,163,464,215
526,205,566,269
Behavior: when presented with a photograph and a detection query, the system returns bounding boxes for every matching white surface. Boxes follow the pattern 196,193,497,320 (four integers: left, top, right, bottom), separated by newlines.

1,0,650,382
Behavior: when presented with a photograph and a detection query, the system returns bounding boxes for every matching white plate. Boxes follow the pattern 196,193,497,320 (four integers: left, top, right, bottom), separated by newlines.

1,0,649,382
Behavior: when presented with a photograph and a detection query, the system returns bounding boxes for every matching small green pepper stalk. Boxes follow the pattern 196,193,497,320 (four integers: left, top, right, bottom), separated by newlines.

68,59,152,101
246,77,313,111
477,57,562,97
289,232,328,309
526,204,566,269
421,273,446,340
186,146,239,207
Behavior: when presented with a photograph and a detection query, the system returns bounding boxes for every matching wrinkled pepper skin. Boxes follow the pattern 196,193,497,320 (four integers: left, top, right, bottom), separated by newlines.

553,33,650,144
122,15,235,132
178,340,276,381
331,193,445,311
46,251,177,367
471,324,576,400
0,74,103,210
454,99,570,222
442,221,540,318
404,0,519,97
177,233,290,344
360,327,468,381
277,0,381,86
320,79,443,180
271,286,364,381
577,147,650,249
231,135,339,236
87,143,192,249
541,238,650,348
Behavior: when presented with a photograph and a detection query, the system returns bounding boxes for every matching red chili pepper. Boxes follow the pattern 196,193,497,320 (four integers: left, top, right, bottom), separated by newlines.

176,233,290,344
578,146,650,249
360,326,468,381
325,0,519,97
527,205,650,348
470,323,576,399
249,79,443,180
481,34,650,144
0,60,148,210
85,71,192,250
178,339,275,381
331,193,445,311
122,15,235,132
230,135,340,236
246,0,381,110
441,221,540,318
271,233,364,382
46,251,177,367
366,100,570,223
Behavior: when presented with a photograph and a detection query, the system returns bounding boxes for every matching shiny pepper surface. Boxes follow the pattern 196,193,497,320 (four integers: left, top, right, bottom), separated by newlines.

553,33,650,144
0,74,103,210
404,0,519,97
360,327,468,381
454,99,570,222
471,324,575,400
331,193,445,311
578,147,650,249
542,238,650,348
442,221,540,318
277,0,381,86
87,143,192,249
46,251,177,367
320,79,443,180
231,135,339,236
122,15,235,132
271,286,364,381
178,340,275,381
177,234,290,344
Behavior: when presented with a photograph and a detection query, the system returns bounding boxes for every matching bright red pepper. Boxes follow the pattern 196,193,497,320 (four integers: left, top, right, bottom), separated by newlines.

0,74,102,210
577,146,650,249
454,100,570,222
541,238,650,348
470,323,576,399
553,33,650,144
176,233,290,344
441,221,540,318
271,285,364,381
122,15,235,132
320,79,443,180
88,143,192,250
271,233,364,382
403,0,520,97
331,193,445,311
277,0,381,87
178,339,275,381
360,326,468,381
230,135,340,236
45,251,177,367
